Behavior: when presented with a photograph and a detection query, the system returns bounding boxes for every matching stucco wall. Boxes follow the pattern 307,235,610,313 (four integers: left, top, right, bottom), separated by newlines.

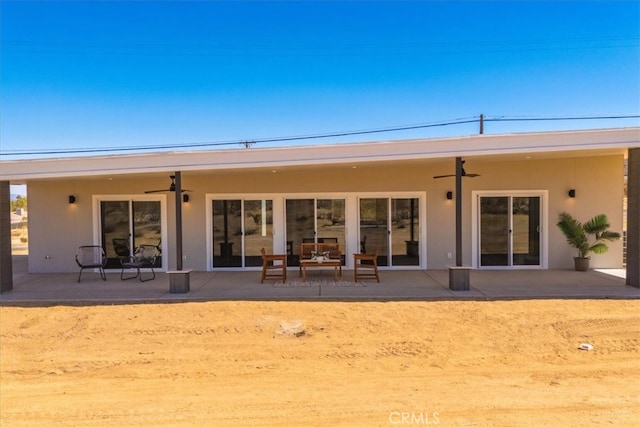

25,154,624,272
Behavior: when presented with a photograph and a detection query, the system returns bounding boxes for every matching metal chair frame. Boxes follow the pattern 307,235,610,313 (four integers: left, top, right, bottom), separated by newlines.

75,245,107,283
120,245,158,282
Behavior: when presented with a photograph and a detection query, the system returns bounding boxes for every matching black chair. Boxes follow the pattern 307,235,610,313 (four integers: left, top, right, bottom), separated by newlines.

75,245,107,282
360,235,367,254
120,245,158,282
112,238,130,257
319,237,338,243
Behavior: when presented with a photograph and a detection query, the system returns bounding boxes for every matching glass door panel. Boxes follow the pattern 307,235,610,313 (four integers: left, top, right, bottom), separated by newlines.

243,199,273,267
480,195,542,267
391,198,420,266
212,200,242,267
101,201,131,269
359,198,389,266
512,197,541,266
480,197,509,266
100,199,163,269
132,201,162,268
285,199,315,266
285,198,347,266
316,199,346,263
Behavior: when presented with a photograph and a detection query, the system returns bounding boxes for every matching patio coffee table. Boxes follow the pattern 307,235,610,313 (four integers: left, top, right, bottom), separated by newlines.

300,259,342,281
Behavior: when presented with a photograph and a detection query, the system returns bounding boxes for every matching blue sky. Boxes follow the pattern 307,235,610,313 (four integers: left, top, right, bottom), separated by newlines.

1,0,639,162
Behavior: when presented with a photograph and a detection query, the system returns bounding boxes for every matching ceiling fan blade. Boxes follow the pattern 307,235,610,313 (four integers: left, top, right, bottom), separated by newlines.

433,174,455,179
144,188,193,193
465,173,481,178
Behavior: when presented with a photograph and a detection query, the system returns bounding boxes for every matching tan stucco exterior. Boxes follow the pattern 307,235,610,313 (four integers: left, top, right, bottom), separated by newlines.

24,153,625,273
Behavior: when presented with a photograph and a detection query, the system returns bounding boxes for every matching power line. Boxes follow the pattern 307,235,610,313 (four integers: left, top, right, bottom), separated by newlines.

0,117,479,156
1,114,638,157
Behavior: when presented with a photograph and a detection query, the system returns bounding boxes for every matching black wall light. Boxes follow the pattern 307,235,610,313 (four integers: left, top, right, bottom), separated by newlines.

183,194,190,203
68,195,76,204
446,191,453,200
568,189,576,198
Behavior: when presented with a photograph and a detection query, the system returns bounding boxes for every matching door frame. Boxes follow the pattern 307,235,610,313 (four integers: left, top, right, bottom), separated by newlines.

471,190,548,269
92,194,168,271
206,194,283,271
206,192,426,270
356,194,425,269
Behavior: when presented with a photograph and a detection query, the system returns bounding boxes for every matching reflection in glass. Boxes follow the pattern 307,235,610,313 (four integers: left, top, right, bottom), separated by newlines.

101,201,130,269
212,200,242,267
285,199,346,266
391,198,420,266
285,199,314,266
512,197,540,265
132,201,162,268
359,198,389,266
243,200,273,267
100,200,162,269
480,197,509,266
316,198,346,251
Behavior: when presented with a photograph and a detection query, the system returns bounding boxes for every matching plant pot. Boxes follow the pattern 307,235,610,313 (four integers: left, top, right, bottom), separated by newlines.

574,257,590,272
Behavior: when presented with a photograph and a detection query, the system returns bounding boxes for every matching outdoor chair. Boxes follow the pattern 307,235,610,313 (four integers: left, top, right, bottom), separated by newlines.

354,250,380,282
120,244,158,282
75,245,107,282
112,238,130,257
260,248,286,283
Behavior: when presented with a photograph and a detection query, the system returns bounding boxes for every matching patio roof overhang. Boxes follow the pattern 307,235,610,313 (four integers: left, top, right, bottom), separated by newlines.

1,127,639,183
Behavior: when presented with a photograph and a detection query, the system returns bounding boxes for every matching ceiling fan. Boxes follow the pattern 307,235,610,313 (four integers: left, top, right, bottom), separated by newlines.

145,175,192,193
433,161,480,179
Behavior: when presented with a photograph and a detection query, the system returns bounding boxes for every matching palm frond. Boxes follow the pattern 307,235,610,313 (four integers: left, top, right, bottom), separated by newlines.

557,212,621,259
588,242,609,254
583,214,610,235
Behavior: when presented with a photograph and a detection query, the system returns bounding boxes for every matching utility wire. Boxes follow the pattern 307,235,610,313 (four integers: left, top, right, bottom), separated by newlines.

1,114,638,157
0,117,479,156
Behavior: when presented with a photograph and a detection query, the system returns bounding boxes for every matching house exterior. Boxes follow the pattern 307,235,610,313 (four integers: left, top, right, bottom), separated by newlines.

1,127,639,289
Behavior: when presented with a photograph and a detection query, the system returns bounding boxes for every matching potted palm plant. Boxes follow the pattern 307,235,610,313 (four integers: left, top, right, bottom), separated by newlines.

556,212,621,271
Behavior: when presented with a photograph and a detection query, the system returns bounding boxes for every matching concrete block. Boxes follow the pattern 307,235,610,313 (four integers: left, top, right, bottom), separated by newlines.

449,266,471,291
168,269,192,293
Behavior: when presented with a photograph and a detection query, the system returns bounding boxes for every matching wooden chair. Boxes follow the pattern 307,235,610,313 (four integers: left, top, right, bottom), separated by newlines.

261,248,286,283
299,242,316,276
354,251,379,282
321,242,342,276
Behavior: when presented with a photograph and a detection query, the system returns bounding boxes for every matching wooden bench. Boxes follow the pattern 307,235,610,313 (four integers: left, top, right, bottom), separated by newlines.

299,242,342,281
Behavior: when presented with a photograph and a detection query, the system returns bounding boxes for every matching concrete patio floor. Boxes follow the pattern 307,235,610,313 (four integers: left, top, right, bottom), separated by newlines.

1,255,637,306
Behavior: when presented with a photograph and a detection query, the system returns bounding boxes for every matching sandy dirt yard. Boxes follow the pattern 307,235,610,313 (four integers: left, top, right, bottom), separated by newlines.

1,300,639,426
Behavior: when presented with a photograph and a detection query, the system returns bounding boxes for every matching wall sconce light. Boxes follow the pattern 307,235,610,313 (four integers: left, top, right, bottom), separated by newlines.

183,194,190,203
568,189,576,198
68,195,76,204
446,191,453,200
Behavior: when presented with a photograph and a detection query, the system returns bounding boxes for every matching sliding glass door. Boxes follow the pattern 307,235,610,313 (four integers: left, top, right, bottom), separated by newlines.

359,197,420,267
212,198,273,268
100,199,163,269
479,195,541,267
285,198,346,266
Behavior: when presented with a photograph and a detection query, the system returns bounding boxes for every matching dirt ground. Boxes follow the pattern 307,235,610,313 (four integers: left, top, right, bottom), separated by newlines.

1,300,639,426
